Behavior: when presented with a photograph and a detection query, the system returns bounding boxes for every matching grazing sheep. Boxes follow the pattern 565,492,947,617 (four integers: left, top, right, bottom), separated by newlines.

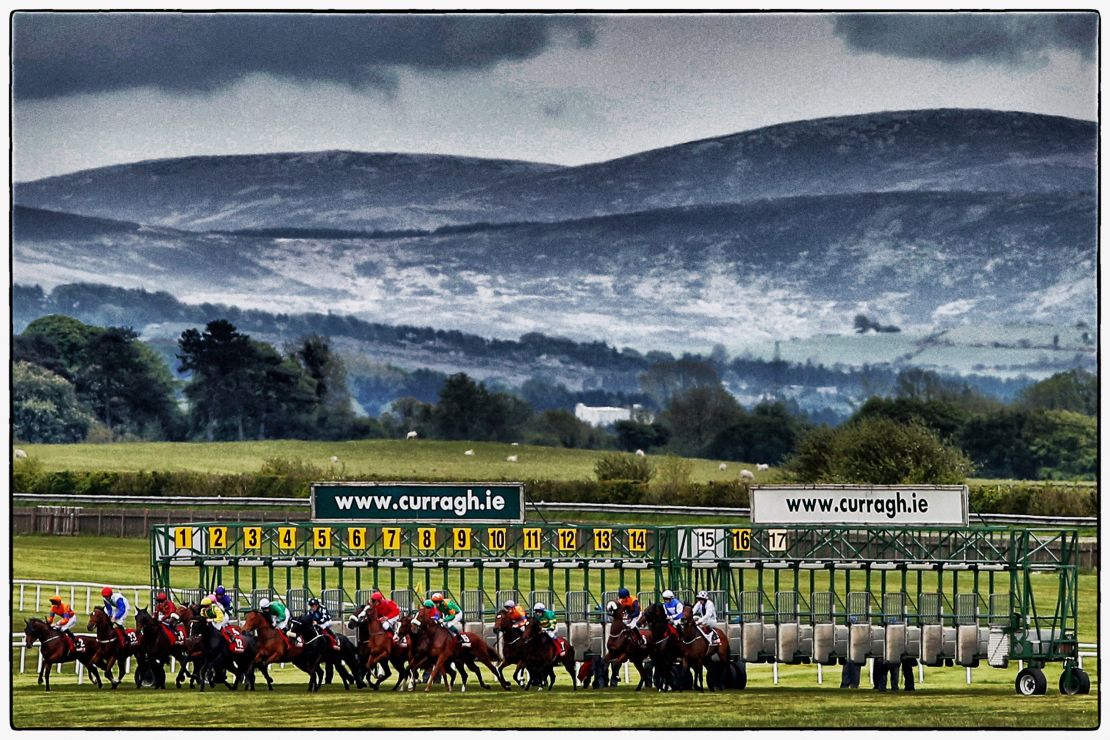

634,449,646,457
406,430,418,440
14,448,27,459
506,455,518,463
511,442,520,447
464,449,475,456
718,463,728,471
329,455,339,463
756,463,769,471
740,469,755,480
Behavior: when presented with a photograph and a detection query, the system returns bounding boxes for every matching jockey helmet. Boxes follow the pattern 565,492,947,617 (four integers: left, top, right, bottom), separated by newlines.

215,585,226,596
308,597,320,607
618,587,630,599
662,589,675,600
49,595,62,604
503,599,516,609
259,598,271,609
431,592,444,602
371,592,383,602
156,592,167,602
101,587,113,598
422,599,435,608
533,603,546,612
200,597,213,607
696,590,709,600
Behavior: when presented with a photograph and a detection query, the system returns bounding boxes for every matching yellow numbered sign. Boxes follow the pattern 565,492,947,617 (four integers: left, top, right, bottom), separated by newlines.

207,526,228,551
416,527,437,550
731,528,752,552
452,528,472,551
313,527,332,550
347,527,367,550
486,528,507,551
173,527,193,550
277,527,297,550
522,528,542,552
243,527,262,550
592,528,613,551
382,527,402,550
627,529,648,553
556,528,578,551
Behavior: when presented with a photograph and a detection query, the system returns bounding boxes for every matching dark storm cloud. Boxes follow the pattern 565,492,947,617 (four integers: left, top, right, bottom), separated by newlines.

834,13,1097,65
12,13,596,100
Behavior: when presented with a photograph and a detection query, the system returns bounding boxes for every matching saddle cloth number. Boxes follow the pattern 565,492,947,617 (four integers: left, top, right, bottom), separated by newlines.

233,636,245,652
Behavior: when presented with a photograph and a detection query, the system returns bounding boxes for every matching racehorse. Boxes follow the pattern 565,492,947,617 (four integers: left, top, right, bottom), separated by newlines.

603,602,652,690
242,609,333,691
491,608,530,687
520,617,576,690
405,606,510,692
678,604,731,691
134,606,191,689
186,617,256,691
286,614,362,691
87,606,143,688
642,603,682,691
23,618,104,691
346,604,411,690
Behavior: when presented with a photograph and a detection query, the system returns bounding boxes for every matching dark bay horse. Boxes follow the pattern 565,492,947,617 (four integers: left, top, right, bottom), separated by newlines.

521,618,576,691
87,606,143,688
242,609,332,691
286,614,361,691
405,606,509,692
23,618,104,691
491,608,529,687
134,606,189,689
678,604,730,691
603,602,652,690
186,617,256,691
347,604,410,690
643,603,682,691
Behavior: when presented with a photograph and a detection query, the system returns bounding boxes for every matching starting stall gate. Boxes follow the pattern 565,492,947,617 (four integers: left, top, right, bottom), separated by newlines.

150,521,1085,695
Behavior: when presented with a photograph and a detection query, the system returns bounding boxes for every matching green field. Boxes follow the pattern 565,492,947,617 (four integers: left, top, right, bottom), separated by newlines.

10,534,1099,728
17,439,764,483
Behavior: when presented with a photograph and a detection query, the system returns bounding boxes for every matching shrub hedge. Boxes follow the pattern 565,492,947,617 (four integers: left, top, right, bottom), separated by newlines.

12,463,1097,517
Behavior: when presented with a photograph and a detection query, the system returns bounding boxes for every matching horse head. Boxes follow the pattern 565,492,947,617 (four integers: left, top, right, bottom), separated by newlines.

242,609,265,633
87,606,107,631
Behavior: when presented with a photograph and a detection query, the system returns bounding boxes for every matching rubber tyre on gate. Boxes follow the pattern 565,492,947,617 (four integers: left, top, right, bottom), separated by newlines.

1015,667,1047,696
1059,668,1090,696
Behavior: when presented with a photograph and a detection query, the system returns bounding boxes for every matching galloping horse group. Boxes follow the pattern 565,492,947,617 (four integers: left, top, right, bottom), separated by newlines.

26,596,732,693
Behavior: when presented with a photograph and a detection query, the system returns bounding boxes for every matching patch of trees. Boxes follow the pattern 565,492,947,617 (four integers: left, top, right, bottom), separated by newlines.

853,313,901,333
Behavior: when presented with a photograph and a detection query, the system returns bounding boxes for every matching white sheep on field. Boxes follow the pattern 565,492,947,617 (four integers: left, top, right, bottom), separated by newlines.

329,455,339,463
406,430,418,440
740,469,755,480
634,449,646,457
15,448,27,459
506,455,518,463
464,449,475,456
756,463,769,471
511,442,520,447
718,463,728,471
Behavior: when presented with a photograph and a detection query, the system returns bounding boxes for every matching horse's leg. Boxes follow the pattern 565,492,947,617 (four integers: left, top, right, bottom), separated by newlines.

565,654,578,690
43,660,51,691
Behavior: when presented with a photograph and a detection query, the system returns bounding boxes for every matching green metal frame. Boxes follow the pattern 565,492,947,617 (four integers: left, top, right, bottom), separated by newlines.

150,521,1080,665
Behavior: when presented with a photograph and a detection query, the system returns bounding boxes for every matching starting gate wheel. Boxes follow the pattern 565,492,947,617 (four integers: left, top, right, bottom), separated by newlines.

1059,668,1091,696
1015,667,1048,696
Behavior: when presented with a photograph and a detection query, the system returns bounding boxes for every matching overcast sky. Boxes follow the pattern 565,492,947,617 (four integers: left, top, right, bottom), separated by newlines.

11,12,1098,181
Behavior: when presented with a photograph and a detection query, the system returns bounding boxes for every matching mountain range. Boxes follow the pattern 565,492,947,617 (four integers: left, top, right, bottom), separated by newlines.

12,108,1098,355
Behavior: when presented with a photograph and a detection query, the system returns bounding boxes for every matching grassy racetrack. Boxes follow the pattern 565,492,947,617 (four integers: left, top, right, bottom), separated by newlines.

10,534,1099,728
17,439,762,483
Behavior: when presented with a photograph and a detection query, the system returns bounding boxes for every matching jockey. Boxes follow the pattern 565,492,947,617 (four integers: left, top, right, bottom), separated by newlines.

213,585,234,617
431,592,465,637
306,597,338,648
370,591,401,636
259,598,289,632
199,596,228,630
661,589,684,627
101,586,130,628
154,592,180,623
617,588,641,629
692,590,718,638
47,595,77,633
532,603,558,640
504,599,528,630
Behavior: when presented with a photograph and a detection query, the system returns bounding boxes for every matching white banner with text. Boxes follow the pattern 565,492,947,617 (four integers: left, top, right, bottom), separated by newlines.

750,485,969,526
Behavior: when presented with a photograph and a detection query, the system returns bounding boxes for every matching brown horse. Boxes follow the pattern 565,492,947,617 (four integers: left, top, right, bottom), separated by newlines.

678,604,730,691
491,608,529,687
642,603,682,691
404,606,510,692
134,606,190,689
521,617,576,691
87,606,143,688
241,608,329,690
23,618,104,691
346,604,411,690
603,602,652,690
